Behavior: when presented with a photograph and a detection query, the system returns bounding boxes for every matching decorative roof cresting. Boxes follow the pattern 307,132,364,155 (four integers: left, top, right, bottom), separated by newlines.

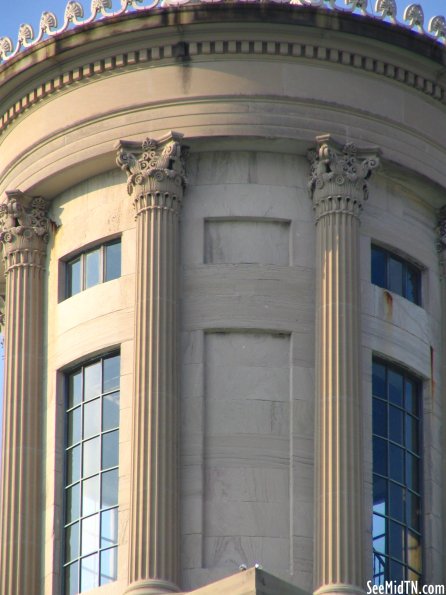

0,0,445,64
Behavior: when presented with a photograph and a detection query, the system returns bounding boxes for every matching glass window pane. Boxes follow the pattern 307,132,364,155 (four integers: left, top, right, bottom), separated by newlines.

373,398,387,438
65,561,79,595
389,482,404,523
100,548,118,585
84,362,101,401
407,491,421,532
389,406,403,445
371,247,386,288
405,414,419,454
103,392,119,431
80,553,99,592
67,407,81,447
407,530,422,573
67,445,81,485
372,361,386,400
83,437,101,478
81,514,100,556
85,249,101,289
66,483,80,524
373,514,386,553
389,559,404,581
388,369,403,406
105,241,121,282
102,431,119,470
373,437,387,477
389,520,405,563
389,444,404,483
373,552,386,586
406,453,420,493
65,522,80,562
68,371,82,408
84,398,101,439
388,257,403,296
102,469,119,509
373,476,387,516
103,355,120,393
82,475,101,517
67,258,81,297
101,508,118,548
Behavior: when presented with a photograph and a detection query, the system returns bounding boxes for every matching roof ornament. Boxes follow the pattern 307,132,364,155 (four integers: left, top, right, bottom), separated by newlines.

40,11,58,34
345,0,368,16
429,15,446,39
65,1,85,22
374,0,397,22
404,3,424,31
17,23,35,47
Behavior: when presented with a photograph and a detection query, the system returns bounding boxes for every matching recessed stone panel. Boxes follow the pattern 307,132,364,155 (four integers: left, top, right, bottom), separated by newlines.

203,332,290,570
204,219,290,265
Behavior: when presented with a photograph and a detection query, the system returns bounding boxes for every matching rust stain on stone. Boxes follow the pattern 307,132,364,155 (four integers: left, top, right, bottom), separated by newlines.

383,290,393,319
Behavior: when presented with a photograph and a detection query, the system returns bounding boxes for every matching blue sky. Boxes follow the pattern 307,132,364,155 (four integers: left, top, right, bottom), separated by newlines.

0,0,446,42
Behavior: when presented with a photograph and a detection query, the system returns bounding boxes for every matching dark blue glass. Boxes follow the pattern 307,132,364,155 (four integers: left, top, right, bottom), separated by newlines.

372,246,387,288
373,398,387,437
373,361,386,400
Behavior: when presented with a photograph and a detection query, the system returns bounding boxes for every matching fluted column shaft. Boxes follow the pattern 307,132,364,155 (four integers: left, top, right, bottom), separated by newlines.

0,192,50,595
309,137,379,595
117,133,186,595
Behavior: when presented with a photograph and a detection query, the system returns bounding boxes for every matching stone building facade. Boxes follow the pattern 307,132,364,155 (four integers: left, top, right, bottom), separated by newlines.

0,2,445,595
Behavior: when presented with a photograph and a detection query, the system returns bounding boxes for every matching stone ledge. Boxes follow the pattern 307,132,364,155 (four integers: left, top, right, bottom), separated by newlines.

188,567,310,595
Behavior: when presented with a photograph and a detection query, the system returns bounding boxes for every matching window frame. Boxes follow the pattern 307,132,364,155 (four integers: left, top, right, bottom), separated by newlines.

371,244,422,306
64,238,121,300
372,357,423,585
63,352,120,595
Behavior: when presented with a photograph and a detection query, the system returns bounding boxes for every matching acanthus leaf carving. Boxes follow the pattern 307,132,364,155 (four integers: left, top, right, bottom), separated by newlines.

116,132,187,213
0,191,50,265
308,135,380,221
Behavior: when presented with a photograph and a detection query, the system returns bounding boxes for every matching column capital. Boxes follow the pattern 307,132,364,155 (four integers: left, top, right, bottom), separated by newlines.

0,190,50,269
116,131,187,216
308,135,380,221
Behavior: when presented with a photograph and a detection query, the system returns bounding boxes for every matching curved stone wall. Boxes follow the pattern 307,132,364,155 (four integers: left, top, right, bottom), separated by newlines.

0,5,445,595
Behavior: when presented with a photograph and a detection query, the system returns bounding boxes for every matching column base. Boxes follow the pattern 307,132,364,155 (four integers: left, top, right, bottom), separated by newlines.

125,579,181,595
315,584,365,595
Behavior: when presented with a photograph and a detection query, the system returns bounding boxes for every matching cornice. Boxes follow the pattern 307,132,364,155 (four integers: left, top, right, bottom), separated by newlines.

1,0,446,67
1,14,446,137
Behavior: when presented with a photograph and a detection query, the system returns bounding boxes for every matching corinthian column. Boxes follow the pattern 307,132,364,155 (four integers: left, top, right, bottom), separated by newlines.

308,136,379,595
117,132,186,595
0,191,50,595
